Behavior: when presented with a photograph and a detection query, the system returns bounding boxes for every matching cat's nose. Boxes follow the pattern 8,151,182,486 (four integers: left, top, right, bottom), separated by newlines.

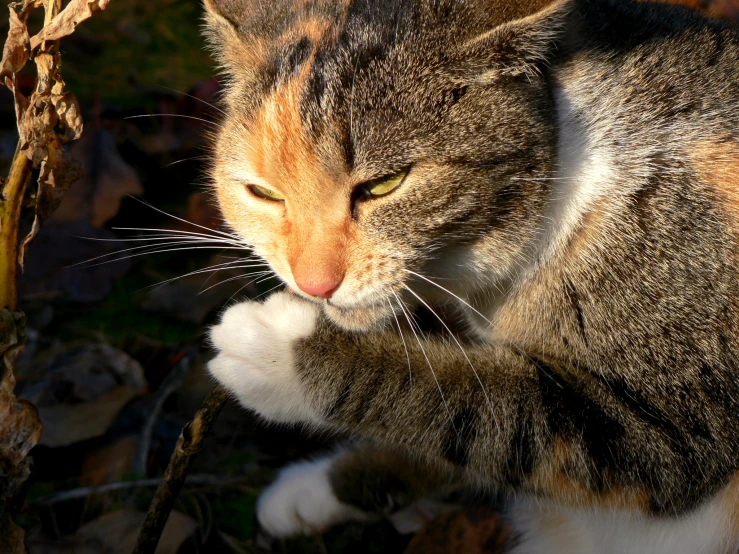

294,278,342,299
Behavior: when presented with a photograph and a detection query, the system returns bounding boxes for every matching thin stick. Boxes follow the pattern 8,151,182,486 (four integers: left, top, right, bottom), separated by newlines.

35,474,251,505
132,385,230,554
132,352,192,477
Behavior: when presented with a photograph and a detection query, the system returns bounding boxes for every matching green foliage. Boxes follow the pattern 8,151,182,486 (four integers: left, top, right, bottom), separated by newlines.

62,0,214,108
57,273,198,345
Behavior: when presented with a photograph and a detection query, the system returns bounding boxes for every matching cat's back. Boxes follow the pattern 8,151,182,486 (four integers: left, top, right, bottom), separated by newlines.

556,0,739,133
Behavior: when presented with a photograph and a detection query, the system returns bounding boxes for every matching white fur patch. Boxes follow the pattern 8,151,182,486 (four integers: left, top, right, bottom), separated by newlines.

387,500,460,535
541,85,618,260
257,457,369,537
507,495,739,554
208,292,321,424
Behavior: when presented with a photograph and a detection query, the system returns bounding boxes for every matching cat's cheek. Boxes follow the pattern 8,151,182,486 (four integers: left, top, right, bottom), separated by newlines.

207,293,323,424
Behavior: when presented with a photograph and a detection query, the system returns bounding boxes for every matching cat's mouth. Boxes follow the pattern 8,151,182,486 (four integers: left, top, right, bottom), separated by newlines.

284,286,391,331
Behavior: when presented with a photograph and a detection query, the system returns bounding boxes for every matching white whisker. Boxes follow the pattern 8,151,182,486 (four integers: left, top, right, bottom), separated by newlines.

156,85,226,115
162,156,209,168
145,262,270,292
405,269,492,325
125,197,241,241
198,269,273,294
391,290,456,433
73,245,251,269
387,297,413,395
125,114,220,128
404,285,493,411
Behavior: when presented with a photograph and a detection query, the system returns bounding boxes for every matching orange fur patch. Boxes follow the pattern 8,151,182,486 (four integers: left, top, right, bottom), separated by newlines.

719,472,739,547
243,64,355,289
691,140,739,230
529,437,651,512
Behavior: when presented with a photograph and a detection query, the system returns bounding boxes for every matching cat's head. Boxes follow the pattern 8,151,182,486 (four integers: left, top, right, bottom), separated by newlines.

203,0,567,330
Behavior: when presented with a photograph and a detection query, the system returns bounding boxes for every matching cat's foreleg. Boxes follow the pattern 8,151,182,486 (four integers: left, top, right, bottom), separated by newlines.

207,291,689,515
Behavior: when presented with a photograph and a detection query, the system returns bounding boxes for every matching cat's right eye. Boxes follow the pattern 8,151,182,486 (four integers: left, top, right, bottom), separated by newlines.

247,184,285,202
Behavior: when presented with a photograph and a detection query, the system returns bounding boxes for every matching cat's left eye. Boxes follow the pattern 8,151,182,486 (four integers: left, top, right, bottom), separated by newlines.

361,171,408,197
247,184,285,202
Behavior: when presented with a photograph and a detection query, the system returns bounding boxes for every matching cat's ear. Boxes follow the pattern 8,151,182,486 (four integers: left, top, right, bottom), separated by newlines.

202,0,283,95
450,0,571,83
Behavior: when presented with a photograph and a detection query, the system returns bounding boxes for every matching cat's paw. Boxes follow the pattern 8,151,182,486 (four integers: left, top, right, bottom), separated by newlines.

208,292,321,424
257,457,369,537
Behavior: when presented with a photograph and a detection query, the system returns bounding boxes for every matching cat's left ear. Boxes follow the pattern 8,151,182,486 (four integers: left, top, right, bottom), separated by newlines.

450,0,572,83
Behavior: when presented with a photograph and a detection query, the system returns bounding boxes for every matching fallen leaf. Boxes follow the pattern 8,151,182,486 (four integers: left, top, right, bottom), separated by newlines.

25,531,100,554
29,0,112,51
76,509,197,554
403,506,511,554
80,435,139,487
51,128,142,227
38,385,138,448
16,341,145,447
0,511,27,554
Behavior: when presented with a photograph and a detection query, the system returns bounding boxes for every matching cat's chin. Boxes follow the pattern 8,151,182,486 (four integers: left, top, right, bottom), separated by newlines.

323,302,389,332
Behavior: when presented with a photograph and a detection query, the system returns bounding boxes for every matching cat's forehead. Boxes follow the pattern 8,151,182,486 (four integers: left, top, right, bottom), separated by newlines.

224,26,411,189
220,62,355,202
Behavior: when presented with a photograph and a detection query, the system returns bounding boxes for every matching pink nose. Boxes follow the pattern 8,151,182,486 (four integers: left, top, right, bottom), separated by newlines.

295,278,341,299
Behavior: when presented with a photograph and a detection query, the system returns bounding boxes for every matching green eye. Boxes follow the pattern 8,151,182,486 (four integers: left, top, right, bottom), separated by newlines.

248,184,285,202
363,171,407,196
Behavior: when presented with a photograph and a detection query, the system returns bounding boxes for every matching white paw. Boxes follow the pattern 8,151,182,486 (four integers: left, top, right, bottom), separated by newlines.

208,291,321,424
257,457,368,537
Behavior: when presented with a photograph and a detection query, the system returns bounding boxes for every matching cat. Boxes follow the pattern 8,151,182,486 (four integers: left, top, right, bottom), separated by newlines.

201,0,739,552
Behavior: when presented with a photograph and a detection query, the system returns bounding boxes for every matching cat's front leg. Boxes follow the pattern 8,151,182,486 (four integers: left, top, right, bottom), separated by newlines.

208,291,324,425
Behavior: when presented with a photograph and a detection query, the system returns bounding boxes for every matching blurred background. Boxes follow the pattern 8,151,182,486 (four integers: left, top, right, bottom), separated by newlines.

1,1,738,553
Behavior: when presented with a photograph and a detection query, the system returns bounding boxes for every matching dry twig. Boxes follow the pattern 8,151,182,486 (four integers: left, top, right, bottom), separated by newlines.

133,385,230,554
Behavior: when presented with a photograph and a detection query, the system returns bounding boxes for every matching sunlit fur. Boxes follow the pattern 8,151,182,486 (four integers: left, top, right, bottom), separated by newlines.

203,0,739,552
205,0,557,329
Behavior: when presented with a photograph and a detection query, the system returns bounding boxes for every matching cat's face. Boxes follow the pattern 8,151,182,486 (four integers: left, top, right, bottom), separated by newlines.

205,0,560,330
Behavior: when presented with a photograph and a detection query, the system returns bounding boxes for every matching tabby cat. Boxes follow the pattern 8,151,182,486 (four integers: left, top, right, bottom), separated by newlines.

202,0,739,552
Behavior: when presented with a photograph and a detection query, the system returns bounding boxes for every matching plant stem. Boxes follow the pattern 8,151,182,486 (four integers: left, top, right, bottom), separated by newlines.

0,0,63,311
133,385,229,554
0,145,31,311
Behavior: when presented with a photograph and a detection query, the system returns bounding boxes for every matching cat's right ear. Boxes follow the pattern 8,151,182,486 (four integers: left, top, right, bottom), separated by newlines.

449,0,572,83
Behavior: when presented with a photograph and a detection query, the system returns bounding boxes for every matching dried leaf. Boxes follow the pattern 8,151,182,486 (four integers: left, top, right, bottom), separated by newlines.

0,310,43,499
19,149,85,265
87,129,142,227
403,506,511,554
17,341,144,447
38,385,138,448
29,0,112,51
0,5,30,79
76,509,197,554
0,511,27,554
54,91,83,143
80,436,139,487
